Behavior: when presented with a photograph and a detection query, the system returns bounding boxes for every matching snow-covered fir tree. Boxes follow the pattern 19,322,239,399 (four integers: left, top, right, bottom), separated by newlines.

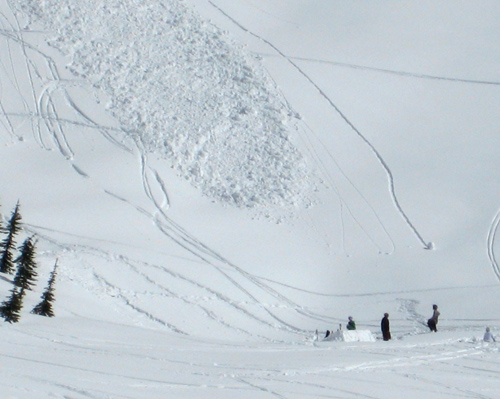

0,202,22,274
32,261,58,317
0,287,25,323
13,236,38,291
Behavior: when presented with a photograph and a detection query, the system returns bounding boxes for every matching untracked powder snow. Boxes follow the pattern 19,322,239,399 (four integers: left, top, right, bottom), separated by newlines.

14,0,313,210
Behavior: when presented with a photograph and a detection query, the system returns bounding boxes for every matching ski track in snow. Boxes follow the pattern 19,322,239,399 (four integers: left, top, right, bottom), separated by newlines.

397,298,428,334
487,209,500,282
207,0,434,251
0,8,38,141
265,54,500,86
28,211,323,342
299,118,396,255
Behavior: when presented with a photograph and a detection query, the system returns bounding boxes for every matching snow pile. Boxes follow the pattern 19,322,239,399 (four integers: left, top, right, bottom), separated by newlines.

324,330,376,342
15,0,312,209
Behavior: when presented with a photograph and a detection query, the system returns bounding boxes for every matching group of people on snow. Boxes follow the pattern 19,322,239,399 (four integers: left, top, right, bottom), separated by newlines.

321,304,496,342
381,304,441,341
379,305,439,341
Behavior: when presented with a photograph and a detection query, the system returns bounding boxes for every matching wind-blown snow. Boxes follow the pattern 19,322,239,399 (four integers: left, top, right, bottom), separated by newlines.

15,0,312,209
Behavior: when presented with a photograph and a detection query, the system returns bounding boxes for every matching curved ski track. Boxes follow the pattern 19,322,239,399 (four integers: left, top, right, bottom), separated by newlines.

487,209,500,282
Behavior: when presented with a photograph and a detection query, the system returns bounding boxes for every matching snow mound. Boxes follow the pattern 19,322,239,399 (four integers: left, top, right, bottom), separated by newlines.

16,0,313,209
325,330,376,342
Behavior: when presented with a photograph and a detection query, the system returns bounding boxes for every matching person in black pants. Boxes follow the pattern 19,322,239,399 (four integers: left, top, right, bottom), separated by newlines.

427,304,440,332
381,313,391,341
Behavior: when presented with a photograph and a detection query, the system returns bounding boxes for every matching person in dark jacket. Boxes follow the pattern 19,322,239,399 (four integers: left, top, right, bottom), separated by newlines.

381,313,391,341
427,304,440,332
346,316,356,330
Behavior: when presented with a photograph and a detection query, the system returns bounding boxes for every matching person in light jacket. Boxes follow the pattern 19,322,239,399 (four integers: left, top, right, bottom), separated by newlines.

483,327,496,342
381,313,391,341
427,304,440,332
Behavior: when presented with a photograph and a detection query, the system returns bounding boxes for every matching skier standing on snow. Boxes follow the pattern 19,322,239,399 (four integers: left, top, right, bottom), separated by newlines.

427,304,440,332
346,316,356,330
381,313,391,341
483,327,496,342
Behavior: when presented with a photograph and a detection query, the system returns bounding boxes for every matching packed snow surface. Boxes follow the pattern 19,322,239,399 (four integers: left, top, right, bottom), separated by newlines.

1,0,500,398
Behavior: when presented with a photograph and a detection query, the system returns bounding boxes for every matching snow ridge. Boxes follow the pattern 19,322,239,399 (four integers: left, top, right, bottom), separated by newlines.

15,0,312,209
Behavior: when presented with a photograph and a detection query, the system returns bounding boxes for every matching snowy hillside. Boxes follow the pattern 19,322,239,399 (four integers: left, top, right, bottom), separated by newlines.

1,0,500,398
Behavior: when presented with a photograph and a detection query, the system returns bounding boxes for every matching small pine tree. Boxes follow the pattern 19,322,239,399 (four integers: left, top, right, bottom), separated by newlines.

32,261,58,317
0,202,22,274
0,287,25,323
13,236,38,290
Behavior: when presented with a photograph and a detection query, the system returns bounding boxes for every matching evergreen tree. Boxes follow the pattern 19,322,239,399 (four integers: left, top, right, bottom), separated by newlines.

0,287,25,323
13,236,38,290
0,202,22,274
32,261,58,317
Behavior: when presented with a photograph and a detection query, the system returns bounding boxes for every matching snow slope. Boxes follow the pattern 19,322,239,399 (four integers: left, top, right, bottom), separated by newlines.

1,0,500,397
